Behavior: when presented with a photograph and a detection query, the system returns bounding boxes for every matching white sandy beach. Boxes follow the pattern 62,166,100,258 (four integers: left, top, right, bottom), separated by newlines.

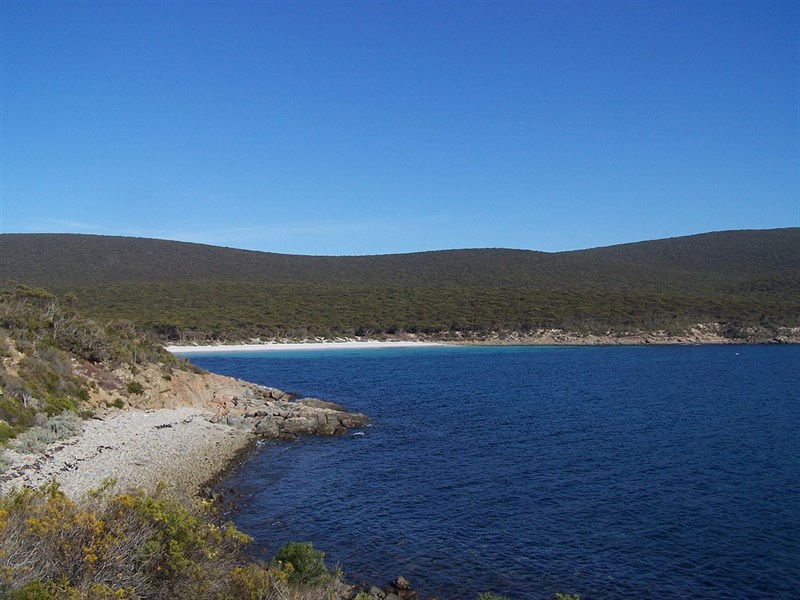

165,340,446,353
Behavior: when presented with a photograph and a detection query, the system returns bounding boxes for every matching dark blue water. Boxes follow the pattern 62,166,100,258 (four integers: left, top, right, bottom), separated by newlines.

186,345,800,599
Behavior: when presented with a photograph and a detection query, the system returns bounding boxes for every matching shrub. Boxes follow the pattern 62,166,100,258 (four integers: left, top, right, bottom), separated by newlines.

0,483,237,598
0,450,11,474
478,594,508,600
272,542,330,586
126,381,144,396
12,411,83,455
43,395,77,416
0,394,37,430
0,333,10,357
0,420,16,444
0,482,345,600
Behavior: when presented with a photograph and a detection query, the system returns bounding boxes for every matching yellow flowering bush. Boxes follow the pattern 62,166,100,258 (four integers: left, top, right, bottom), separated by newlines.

0,481,343,599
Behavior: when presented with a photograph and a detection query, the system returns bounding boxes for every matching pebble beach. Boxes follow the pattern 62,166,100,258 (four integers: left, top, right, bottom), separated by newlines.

0,408,252,502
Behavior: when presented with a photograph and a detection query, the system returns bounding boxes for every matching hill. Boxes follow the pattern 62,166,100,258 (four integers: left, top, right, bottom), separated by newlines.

1,229,798,341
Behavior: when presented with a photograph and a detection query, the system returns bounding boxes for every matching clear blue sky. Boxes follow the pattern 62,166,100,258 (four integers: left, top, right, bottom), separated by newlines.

1,0,798,256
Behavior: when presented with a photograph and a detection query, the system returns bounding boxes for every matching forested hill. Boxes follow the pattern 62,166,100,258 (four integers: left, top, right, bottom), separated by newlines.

1,229,798,340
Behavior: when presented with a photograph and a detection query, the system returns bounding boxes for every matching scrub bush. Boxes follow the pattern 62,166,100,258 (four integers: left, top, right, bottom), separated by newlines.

126,381,144,396
0,421,16,444
272,542,330,586
12,411,83,454
0,450,11,473
0,482,344,599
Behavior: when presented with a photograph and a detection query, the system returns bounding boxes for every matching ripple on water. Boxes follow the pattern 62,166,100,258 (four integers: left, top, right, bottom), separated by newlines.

195,345,800,600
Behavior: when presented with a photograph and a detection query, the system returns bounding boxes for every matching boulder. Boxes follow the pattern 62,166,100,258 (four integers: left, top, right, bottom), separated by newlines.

297,397,347,411
282,416,318,435
254,419,280,437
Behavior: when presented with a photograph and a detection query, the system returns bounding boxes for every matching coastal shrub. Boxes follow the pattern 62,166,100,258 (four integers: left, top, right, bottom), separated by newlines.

0,420,16,444
477,594,508,600
15,348,89,416
7,580,137,599
42,395,78,416
0,483,243,598
13,426,57,454
0,482,345,600
0,390,38,430
126,381,144,396
12,411,82,454
272,542,330,585
555,594,580,600
0,450,11,473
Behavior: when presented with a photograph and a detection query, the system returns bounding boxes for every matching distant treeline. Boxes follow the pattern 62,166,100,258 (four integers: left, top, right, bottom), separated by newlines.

1,229,798,341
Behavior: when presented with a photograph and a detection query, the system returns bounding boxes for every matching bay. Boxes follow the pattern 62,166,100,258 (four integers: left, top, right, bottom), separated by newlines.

186,345,800,599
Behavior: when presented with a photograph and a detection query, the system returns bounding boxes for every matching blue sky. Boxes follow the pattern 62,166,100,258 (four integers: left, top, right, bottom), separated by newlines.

1,1,798,256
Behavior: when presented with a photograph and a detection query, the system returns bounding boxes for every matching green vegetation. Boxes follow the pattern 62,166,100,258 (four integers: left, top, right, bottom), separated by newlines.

0,482,344,599
126,381,144,395
1,229,797,341
12,411,83,455
0,283,190,443
272,542,331,586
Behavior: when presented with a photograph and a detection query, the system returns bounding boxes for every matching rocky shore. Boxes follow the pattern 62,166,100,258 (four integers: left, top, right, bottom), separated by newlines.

0,367,368,503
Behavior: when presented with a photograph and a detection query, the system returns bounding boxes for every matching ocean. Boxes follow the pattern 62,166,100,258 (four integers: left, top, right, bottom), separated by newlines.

185,345,800,599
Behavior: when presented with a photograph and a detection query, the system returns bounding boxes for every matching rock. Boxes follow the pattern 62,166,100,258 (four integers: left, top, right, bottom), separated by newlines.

297,397,347,411
282,416,318,435
254,419,279,436
225,415,246,429
393,576,410,590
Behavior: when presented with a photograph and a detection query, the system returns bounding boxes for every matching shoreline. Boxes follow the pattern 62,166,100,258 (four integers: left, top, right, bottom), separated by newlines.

165,340,448,353
165,331,799,354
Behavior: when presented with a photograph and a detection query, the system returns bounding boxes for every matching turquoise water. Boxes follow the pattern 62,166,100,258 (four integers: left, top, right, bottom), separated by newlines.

186,345,800,599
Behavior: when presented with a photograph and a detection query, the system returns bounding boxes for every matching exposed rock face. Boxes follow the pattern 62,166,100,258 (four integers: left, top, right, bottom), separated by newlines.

351,576,423,600
211,393,368,440
75,360,368,439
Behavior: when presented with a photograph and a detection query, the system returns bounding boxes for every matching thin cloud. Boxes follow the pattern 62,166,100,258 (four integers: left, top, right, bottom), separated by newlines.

22,219,104,234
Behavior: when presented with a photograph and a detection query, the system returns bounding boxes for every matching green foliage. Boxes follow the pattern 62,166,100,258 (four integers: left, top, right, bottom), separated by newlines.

1,230,798,341
0,450,11,473
477,593,508,600
0,395,36,431
0,421,15,444
12,412,83,455
555,594,580,600
272,541,330,585
0,283,194,439
125,381,144,396
0,482,341,600
7,579,136,599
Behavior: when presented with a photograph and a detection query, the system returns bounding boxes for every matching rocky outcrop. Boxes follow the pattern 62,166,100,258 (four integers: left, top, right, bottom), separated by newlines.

212,394,368,440
72,360,368,439
349,576,425,600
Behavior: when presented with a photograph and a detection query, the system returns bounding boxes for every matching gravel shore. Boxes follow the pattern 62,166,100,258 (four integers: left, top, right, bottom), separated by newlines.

0,408,253,502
